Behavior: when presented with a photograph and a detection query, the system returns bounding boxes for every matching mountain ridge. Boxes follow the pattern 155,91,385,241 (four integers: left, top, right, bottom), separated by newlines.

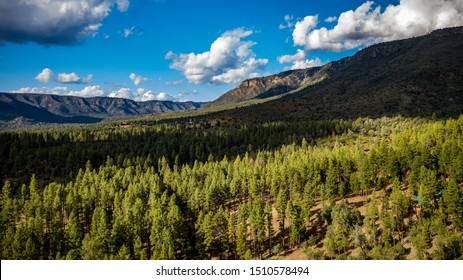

0,92,205,124
207,67,323,107
207,42,354,108
203,26,463,122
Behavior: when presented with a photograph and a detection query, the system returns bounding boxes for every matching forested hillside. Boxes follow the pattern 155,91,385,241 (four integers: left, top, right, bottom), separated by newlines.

1,116,462,260
202,27,463,122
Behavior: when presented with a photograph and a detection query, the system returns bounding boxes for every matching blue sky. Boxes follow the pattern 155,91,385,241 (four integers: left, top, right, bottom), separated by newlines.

1,0,461,102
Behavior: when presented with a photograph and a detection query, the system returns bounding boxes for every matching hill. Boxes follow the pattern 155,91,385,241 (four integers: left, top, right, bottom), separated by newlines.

205,26,463,122
0,92,205,125
207,66,325,107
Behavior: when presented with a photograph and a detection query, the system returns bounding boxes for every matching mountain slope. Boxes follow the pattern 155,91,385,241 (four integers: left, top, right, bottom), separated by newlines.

208,66,325,107
208,26,463,121
0,92,205,124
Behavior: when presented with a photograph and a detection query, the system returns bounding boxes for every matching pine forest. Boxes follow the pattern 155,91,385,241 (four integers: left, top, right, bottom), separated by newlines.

1,115,462,260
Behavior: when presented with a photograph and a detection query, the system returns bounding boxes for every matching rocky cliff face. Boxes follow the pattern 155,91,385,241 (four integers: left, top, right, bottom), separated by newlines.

208,66,324,107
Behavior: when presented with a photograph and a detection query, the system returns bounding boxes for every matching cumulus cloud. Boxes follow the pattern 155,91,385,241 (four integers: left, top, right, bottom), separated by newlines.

57,72,81,83
57,72,92,84
12,85,105,98
292,0,463,52
0,1,130,45
108,87,133,99
12,86,68,95
68,85,105,97
278,49,322,70
107,87,175,101
325,16,338,23
278,49,306,64
292,16,319,47
210,58,267,84
134,88,173,101
166,28,268,84
35,68,53,83
35,69,92,84
12,84,186,101
129,73,149,86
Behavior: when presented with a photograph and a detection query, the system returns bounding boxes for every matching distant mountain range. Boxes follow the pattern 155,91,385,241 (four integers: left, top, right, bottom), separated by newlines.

0,92,205,125
207,26,463,121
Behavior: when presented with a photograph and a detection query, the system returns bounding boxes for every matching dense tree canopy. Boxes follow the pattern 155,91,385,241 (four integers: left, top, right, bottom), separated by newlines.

1,116,462,259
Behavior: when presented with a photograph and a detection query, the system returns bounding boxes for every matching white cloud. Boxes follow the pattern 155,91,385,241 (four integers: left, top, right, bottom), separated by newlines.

292,0,463,52
108,87,133,99
165,80,184,86
325,16,338,23
280,14,295,29
166,28,268,84
135,88,173,101
83,74,93,83
292,15,319,46
0,1,130,45
278,49,322,70
35,68,53,83
107,87,175,101
129,73,149,86
12,86,68,95
121,26,143,38
136,89,156,101
56,72,92,84
116,0,130,12
57,72,80,83
68,86,105,97
278,49,306,64
12,85,105,98
153,92,170,101
36,68,92,84
290,58,322,70
12,85,190,102
123,26,135,38
211,57,268,84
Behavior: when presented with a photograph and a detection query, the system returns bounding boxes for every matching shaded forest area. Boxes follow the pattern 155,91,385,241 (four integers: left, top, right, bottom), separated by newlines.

1,116,463,259
0,120,348,185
